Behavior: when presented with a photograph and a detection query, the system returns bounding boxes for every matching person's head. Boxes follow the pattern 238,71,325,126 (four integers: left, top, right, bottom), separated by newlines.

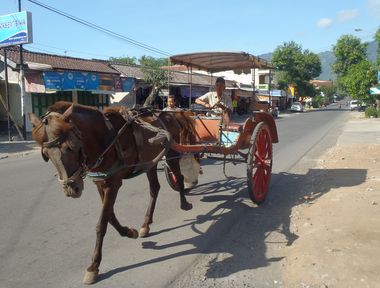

215,77,225,96
167,95,175,108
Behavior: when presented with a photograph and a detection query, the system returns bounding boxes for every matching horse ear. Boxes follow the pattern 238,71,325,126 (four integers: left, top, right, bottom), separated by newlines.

28,112,42,127
62,104,74,121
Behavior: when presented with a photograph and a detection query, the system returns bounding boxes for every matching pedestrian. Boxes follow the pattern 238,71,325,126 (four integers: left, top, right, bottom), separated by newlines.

232,97,238,115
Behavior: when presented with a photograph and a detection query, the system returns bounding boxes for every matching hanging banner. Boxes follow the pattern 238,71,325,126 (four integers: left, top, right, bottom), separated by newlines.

43,71,100,91
43,71,64,90
98,74,115,91
0,11,33,48
24,71,45,93
122,77,135,92
63,72,99,90
114,77,123,92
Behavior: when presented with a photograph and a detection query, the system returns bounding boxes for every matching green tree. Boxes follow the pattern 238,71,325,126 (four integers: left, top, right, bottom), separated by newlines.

272,41,321,97
138,56,172,106
109,56,137,65
320,85,337,103
332,35,367,77
139,56,171,91
341,60,377,102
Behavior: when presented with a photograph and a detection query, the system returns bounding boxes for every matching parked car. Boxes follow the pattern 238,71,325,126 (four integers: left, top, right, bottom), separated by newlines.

291,102,304,112
350,100,359,111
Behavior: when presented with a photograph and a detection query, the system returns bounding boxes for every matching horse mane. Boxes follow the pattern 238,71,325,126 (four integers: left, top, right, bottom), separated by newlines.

32,101,103,145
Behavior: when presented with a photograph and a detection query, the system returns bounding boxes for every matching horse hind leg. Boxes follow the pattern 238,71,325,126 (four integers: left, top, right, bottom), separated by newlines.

139,166,160,237
166,155,193,211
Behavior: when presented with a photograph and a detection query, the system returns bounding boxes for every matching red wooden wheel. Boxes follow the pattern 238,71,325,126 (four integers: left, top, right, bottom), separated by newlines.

247,122,273,204
164,164,180,191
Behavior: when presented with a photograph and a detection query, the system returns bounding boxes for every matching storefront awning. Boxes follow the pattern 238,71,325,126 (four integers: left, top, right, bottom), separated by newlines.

370,87,380,95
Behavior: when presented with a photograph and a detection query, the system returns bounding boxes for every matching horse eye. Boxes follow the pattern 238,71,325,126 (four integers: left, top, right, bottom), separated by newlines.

61,142,71,152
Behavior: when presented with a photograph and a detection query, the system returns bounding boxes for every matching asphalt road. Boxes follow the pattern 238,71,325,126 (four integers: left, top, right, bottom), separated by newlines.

0,105,350,288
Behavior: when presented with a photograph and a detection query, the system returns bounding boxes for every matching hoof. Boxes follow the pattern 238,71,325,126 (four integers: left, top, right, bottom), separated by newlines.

129,228,139,239
83,269,99,285
181,202,193,211
139,227,150,238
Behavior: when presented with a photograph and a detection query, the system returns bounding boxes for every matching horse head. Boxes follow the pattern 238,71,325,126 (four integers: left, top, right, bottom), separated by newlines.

28,105,85,198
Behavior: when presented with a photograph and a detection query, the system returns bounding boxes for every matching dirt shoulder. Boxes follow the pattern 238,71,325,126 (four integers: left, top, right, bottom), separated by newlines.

282,115,380,288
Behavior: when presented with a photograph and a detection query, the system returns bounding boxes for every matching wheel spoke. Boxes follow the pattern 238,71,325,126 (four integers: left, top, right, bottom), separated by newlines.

248,123,273,204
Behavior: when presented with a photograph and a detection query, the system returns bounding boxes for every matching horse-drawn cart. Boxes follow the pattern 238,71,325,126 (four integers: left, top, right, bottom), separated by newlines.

28,51,279,285
165,52,278,204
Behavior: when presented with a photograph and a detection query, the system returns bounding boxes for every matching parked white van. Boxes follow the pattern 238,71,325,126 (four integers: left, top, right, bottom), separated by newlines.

350,100,359,111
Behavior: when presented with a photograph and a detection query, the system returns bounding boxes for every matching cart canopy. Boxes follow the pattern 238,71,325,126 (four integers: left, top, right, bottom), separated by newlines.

170,51,272,74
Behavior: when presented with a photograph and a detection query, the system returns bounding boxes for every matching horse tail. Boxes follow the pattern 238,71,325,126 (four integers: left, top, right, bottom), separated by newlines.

173,112,196,145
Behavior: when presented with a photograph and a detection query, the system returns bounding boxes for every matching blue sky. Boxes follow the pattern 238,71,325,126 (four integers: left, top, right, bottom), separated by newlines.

1,0,379,60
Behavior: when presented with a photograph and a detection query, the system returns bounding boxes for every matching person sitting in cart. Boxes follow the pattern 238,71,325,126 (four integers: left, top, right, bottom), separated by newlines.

163,95,179,111
195,77,232,115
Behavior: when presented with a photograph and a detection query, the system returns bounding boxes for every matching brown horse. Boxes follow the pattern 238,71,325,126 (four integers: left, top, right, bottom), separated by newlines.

28,101,196,284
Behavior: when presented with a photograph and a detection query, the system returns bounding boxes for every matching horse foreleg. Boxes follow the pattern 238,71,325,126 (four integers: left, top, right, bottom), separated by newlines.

83,186,117,285
140,166,160,237
167,156,193,211
95,183,138,239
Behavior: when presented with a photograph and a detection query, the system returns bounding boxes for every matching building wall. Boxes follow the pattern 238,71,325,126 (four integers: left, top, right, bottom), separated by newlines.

200,68,275,89
0,82,22,125
0,82,7,121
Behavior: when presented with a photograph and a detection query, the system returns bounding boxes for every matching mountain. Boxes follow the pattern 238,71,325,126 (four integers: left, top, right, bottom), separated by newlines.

259,40,378,81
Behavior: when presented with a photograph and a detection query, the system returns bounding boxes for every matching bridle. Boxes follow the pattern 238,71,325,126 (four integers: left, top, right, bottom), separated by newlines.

40,109,139,186
41,112,88,186
40,107,172,185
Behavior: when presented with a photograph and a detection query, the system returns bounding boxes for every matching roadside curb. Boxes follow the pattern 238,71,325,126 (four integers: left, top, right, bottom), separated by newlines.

0,140,39,160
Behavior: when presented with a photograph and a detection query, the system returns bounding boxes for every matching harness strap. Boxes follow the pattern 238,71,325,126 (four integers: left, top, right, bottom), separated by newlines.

88,114,133,170
87,110,172,181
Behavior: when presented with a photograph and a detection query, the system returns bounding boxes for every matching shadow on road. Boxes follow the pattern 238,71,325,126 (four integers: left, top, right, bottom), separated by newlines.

97,167,367,282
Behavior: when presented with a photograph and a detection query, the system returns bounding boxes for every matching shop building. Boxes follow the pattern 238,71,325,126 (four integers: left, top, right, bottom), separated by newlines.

0,47,119,133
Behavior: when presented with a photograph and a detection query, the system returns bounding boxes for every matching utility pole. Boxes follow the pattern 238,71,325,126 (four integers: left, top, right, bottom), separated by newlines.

4,49,11,141
18,0,27,140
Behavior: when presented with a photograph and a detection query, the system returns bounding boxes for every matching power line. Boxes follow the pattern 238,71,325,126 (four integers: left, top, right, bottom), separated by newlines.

30,42,114,59
27,0,171,57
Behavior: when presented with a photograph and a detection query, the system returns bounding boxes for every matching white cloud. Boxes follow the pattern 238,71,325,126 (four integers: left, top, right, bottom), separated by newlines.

368,0,380,18
337,9,358,22
317,18,333,29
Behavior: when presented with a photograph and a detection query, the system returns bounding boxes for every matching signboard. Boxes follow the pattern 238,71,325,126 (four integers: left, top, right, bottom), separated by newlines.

43,71,100,91
0,11,33,48
378,71,380,83
257,84,268,90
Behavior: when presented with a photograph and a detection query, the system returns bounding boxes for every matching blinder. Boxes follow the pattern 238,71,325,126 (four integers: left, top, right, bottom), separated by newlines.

41,147,49,162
